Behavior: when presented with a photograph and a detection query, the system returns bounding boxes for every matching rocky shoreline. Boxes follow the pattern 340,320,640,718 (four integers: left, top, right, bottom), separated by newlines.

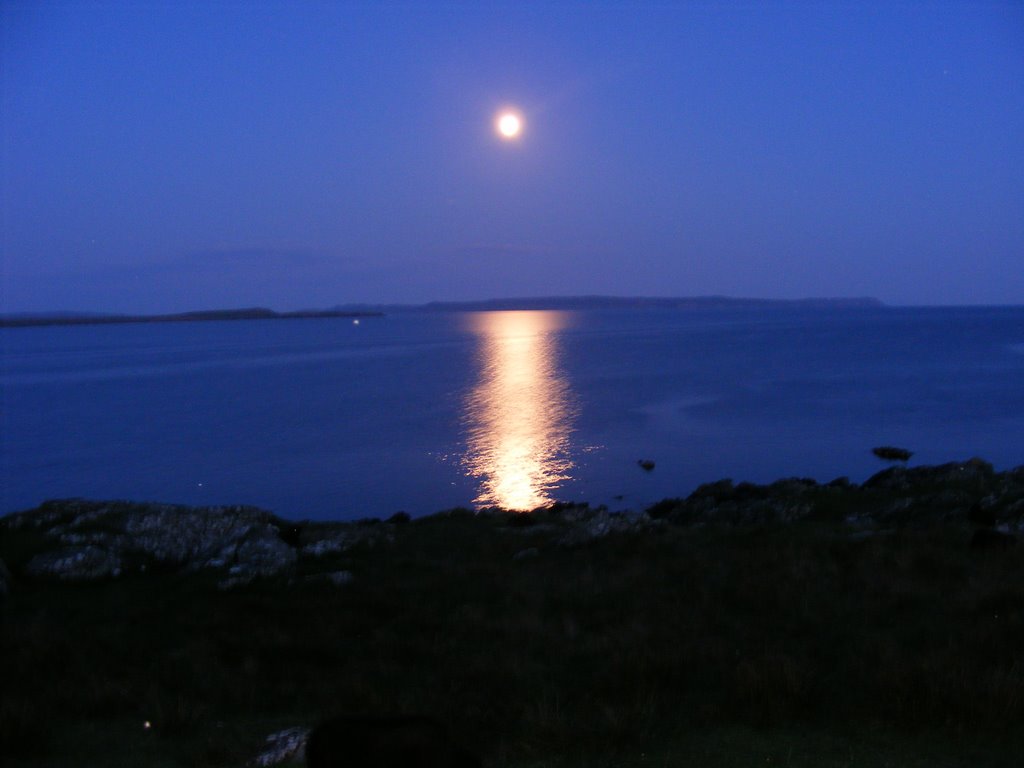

4,457,1024,768
2,458,1021,589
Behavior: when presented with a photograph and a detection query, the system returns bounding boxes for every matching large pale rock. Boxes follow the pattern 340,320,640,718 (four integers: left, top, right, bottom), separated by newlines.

7,500,297,582
864,458,995,491
249,726,309,767
26,545,122,581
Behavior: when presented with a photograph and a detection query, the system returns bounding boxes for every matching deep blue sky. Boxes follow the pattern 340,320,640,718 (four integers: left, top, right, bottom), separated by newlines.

3,1,1022,313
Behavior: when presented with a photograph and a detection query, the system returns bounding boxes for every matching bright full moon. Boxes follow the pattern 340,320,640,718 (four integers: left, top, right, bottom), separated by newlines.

496,112,522,139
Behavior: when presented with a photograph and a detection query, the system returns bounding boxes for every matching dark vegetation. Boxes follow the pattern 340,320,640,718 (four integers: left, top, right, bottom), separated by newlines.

306,715,481,768
2,462,1023,766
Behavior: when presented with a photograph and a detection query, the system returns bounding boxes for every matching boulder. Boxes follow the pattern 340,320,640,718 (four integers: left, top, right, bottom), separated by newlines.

865,458,995,491
302,521,395,558
10,500,297,582
120,504,277,565
26,545,122,581
653,476,816,527
249,726,310,767
557,508,660,545
302,533,355,558
224,528,297,576
872,446,913,462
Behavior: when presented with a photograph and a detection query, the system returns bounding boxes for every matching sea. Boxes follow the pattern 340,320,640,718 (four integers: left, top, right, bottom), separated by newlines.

3,305,1023,521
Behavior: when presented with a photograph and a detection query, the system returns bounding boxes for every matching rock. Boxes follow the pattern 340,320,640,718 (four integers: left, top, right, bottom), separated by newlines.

302,534,354,558
10,500,296,582
865,458,995,491
1,498,95,531
26,545,122,581
249,726,310,767
653,476,816,527
600,461,1023,530
872,446,913,462
557,508,660,545
227,529,297,578
302,522,394,558
637,459,656,472
121,504,277,565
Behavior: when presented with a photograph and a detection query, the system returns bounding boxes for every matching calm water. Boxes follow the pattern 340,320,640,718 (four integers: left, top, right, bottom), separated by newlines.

3,306,1023,521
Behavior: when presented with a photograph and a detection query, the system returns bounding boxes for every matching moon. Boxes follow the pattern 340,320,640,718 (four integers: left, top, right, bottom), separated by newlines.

496,111,522,139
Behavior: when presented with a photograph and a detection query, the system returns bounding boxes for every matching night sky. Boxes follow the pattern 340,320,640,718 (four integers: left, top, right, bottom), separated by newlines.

3,1,1022,313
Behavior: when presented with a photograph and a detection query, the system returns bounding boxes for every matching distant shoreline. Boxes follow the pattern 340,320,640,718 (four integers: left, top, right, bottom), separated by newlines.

0,296,887,328
338,294,887,314
0,307,383,329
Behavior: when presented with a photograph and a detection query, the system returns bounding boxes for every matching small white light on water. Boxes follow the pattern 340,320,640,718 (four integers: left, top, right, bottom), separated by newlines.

353,318,360,326
143,720,152,730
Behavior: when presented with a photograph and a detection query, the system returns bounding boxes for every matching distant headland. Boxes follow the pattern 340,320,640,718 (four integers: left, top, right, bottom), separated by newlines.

0,307,382,329
1,296,885,328
337,294,886,313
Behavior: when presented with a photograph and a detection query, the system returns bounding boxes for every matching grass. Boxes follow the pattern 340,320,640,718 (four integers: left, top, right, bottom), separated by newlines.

2,510,1023,766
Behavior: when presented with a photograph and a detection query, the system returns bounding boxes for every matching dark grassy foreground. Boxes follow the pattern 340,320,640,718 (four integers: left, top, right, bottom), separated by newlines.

2,502,1023,766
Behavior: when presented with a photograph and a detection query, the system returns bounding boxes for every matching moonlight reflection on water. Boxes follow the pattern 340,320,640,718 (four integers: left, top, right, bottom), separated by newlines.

462,311,577,510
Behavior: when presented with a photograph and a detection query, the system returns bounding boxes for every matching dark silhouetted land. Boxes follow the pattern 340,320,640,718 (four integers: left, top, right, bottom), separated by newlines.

0,308,381,329
336,295,885,314
2,458,1022,767
0,296,883,329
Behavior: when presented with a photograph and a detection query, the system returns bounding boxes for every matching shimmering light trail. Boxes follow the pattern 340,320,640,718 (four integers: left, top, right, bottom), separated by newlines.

462,311,576,510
